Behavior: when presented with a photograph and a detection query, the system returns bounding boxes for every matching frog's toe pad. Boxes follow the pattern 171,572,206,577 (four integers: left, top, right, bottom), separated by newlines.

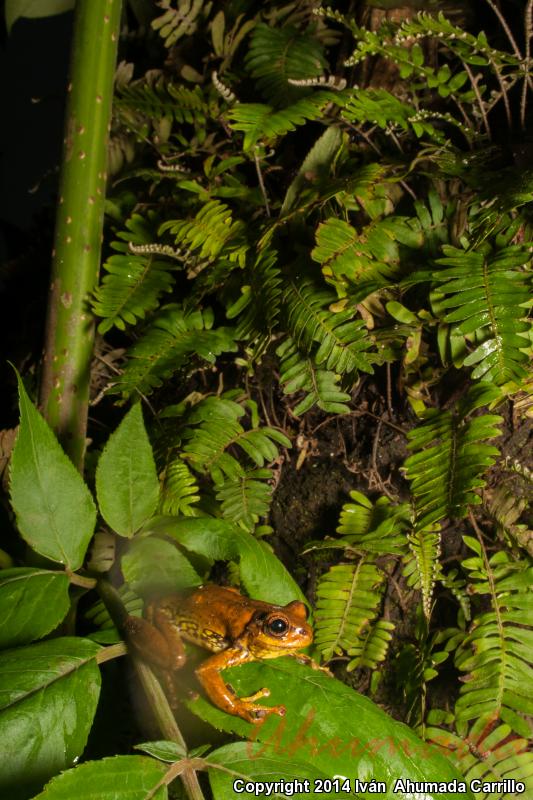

241,687,270,703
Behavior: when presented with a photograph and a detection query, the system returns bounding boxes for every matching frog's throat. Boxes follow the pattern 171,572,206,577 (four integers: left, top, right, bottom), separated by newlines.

249,643,308,659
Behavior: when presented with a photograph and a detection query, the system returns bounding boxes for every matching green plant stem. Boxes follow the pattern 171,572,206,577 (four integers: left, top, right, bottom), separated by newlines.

96,579,206,800
40,0,122,470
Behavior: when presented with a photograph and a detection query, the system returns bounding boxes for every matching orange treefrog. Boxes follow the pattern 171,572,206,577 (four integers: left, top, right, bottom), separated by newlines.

126,584,315,723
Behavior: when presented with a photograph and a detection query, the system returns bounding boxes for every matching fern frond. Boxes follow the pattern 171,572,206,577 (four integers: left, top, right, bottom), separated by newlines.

404,384,503,529
160,200,249,266
277,337,351,415
427,720,533,800
339,9,521,105
216,468,273,530
112,306,237,399
116,79,208,125
347,619,395,671
93,213,178,333
315,560,386,663
284,280,375,376
453,536,533,737
245,23,327,106
152,0,205,48
433,244,532,385
312,215,423,296
226,248,282,355
341,88,464,141
160,456,200,517
394,11,523,71
226,90,343,151
336,490,410,555
181,397,291,485
404,527,441,620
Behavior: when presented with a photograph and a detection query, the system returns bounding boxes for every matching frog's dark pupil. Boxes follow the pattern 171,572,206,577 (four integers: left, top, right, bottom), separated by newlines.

268,617,288,635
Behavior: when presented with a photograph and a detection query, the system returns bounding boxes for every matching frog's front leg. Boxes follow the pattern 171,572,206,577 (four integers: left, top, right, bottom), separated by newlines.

195,648,285,724
289,652,332,675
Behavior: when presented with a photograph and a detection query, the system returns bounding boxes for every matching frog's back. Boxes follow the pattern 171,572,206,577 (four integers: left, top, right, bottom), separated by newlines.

172,585,260,652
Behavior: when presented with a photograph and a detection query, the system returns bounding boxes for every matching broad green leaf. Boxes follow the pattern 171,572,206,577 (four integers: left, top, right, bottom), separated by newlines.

32,755,168,800
122,536,201,597
143,517,305,605
96,404,159,537
10,374,96,570
6,0,74,34
208,742,350,798
135,740,186,762
0,568,70,648
0,638,101,800
386,301,419,325
190,660,473,800
211,10,225,55
281,126,342,216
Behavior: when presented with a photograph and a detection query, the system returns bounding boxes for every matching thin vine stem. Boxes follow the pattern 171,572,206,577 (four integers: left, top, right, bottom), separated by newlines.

484,0,523,60
462,62,491,138
521,0,533,128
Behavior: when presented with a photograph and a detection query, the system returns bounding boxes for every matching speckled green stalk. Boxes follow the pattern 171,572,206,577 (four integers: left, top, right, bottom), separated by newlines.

40,0,122,470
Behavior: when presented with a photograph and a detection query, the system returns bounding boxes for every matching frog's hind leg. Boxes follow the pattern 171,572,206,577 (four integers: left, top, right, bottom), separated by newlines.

124,615,176,670
195,648,285,723
147,599,187,670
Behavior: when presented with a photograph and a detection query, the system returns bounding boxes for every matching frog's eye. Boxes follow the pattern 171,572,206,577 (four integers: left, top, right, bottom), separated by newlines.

267,617,289,636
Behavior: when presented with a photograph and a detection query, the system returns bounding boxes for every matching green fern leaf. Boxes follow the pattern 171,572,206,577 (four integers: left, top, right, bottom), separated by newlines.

181,397,290,485
404,527,441,620
312,215,423,293
433,244,532,385
454,537,533,737
113,306,237,398
116,80,208,126
93,214,177,333
245,23,327,106
226,248,283,355
336,490,410,555
315,560,385,662
347,619,395,671
152,0,204,48
216,468,273,530
404,385,503,529
427,720,533,800
277,337,351,415
341,88,449,141
160,456,200,517
395,11,523,72
226,91,342,151
284,281,375,376
160,200,248,266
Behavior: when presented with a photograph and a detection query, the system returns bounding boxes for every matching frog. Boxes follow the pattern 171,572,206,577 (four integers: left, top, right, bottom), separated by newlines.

125,584,316,723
